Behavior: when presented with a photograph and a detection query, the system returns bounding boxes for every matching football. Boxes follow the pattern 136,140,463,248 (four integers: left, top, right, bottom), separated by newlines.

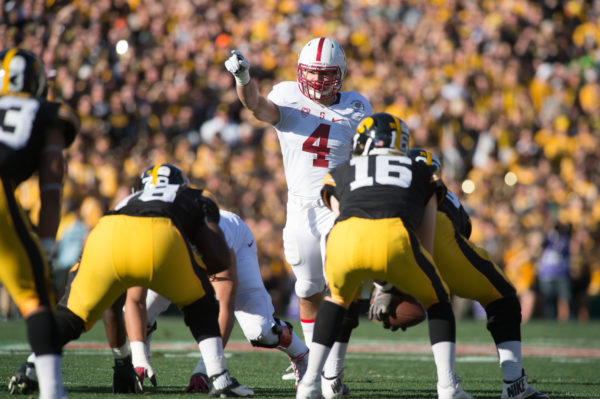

370,287,426,331
386,290,426,330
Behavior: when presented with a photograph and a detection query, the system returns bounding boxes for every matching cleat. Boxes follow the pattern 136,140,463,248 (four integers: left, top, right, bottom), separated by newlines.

8,361,38,395
289,349,309,388
501,370,550,399
437,381,474,399
321,371,350,399
208,370,254,398
296,378,321,399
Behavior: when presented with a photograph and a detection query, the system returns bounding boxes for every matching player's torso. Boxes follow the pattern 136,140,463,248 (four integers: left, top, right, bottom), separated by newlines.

0,94,78,185
111,185,205,242
269,82,371,198
0,94,46,184
438,189,471,237
332,154,433,229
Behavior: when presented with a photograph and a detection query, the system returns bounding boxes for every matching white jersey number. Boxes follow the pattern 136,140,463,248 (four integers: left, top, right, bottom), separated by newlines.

301,124,331,168
349,155,412,191
0,96,39,150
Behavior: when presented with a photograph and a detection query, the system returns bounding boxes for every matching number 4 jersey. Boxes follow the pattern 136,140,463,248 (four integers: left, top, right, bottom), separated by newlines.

321,154,445,231
0,94,78,185
268,81,372,199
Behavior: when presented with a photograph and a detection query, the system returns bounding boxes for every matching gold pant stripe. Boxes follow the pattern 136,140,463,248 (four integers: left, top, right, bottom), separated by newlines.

0,177,54,317
434,212,515,307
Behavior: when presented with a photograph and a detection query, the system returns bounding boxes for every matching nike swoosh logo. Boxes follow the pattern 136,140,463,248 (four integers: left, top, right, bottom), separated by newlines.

248,240,254,247
332,118,343,122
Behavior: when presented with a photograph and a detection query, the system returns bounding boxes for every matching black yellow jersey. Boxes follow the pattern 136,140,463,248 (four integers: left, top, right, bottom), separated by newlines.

0,93,78,185
321,154,443,230
438,189,472,238
108,185,220,249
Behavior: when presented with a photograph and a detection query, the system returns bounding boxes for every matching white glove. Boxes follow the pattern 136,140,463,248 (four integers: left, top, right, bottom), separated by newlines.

224,50,251,86
130,341,157,387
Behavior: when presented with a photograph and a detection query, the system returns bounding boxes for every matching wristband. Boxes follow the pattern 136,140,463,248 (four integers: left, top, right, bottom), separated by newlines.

234,70,250,86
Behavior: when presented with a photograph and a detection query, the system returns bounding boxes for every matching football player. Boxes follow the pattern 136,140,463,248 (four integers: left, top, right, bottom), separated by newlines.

369,148,549,399
296,113,473,399
11,164,254,397
225,37,372,396
122,209,309,392
1,48,79,399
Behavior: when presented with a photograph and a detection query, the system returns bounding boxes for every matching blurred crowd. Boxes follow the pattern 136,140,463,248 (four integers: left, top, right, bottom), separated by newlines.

2,0,600,321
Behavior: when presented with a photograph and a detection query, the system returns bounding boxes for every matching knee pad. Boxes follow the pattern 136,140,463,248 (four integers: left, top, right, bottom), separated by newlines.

55,305,85,347
295,279,325,298
27,309,61,355
486,296,522,344
313,301,346,347
249,318,294,349
182,295,220,342
426,302,456,345
336,301,360,343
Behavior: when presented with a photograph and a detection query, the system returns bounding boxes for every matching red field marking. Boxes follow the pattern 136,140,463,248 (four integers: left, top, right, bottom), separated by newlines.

64,342,600,358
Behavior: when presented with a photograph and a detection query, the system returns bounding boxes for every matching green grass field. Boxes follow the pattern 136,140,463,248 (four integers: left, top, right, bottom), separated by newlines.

1,317,599,398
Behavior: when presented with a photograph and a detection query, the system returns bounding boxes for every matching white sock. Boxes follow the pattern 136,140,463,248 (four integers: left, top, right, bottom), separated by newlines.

497,341,522,381
283,332,309,359
111,343,130,360
130,341,147,365
27,352,36,363
300,319,315,344
323,341,347,378
192,358,208,375
431,341,456,387
35,354,66,399
198,337,226,377
303,342,331,384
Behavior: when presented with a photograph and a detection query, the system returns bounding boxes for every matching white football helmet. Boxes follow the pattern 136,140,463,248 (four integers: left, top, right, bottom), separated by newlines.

297,37,346,101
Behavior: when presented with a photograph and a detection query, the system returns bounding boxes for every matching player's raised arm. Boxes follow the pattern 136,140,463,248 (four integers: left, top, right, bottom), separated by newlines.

224,50,280,125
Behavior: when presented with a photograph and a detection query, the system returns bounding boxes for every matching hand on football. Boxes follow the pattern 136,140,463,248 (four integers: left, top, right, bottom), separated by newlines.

112,356,143,393
368,284,394,322
184,372,210,393
224,50,251,86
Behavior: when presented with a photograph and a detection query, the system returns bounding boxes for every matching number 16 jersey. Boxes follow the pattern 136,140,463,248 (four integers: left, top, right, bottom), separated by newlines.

268,81,372,199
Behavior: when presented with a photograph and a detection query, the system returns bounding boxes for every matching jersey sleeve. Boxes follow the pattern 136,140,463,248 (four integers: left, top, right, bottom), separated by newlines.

200,189,220,224
320,172,337,210
44,101,80,147
267,82,294,128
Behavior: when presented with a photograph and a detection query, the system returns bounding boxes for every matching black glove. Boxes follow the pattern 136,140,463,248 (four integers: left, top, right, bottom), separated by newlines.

112,355,143,393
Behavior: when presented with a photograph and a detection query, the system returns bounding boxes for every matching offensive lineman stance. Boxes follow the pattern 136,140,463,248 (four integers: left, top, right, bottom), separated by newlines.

11,164,253,397
369,148,549,399
124,209,309,392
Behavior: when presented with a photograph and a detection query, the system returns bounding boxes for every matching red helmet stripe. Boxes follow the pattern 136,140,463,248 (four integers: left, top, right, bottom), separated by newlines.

315,37,326,61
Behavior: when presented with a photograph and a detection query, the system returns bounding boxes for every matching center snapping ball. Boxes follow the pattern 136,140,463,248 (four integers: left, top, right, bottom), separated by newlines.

387,290,426,329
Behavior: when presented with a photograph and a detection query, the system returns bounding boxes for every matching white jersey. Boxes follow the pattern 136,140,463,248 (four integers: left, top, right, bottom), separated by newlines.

268,81,372,199
218,209,264,292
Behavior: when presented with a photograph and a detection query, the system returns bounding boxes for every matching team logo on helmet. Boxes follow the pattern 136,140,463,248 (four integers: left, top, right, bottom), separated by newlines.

352,113,410,157
139,163,189,190
0,48,47,98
